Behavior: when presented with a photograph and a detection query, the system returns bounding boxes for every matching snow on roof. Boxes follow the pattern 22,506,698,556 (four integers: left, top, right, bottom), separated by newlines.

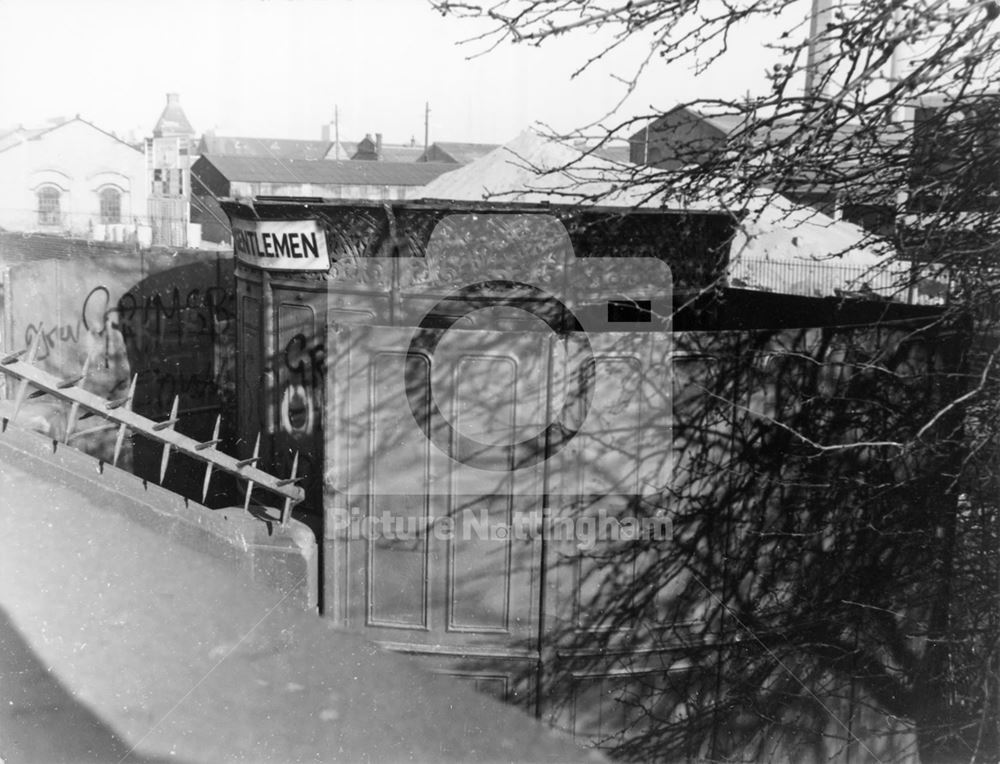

420,128,689,208
730,199,905,297
420,128,900,298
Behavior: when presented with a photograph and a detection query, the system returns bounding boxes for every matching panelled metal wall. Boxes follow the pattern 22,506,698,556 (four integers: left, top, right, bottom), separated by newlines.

228,200,959,760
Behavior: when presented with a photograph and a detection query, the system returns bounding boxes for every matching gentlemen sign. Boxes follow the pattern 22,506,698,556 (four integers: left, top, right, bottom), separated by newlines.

232,219,330,271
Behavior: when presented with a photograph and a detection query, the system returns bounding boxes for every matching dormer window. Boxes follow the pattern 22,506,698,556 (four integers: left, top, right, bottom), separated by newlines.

37,186,61,226
99,187,122,224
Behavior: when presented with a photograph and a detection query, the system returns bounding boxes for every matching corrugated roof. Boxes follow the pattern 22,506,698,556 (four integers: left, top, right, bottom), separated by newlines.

198,154,456,186
198,135,333,161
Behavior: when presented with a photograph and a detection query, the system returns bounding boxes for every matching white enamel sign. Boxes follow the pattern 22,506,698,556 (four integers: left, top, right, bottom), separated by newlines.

232,219,330,271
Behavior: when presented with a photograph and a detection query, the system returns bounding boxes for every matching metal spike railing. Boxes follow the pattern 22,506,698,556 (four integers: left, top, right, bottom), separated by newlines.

0,334,304,525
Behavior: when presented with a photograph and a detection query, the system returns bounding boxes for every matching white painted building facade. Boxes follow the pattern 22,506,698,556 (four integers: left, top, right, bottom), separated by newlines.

0,118,149,243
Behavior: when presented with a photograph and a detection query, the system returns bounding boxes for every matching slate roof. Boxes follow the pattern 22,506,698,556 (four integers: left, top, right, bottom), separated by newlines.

198,135,333,161
375,145,426,162
198,154,456,186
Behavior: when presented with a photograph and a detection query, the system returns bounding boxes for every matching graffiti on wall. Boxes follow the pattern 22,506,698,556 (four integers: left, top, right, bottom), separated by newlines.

2,251,235,462
279,332,323,437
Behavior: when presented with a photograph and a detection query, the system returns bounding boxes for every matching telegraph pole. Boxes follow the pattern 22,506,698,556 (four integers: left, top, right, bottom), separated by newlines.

424,102,430,156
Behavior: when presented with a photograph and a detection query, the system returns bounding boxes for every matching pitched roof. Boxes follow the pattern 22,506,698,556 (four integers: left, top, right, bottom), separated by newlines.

153,94,195,137
0,125,49,151
377,145,426,162
419,129,682,206
0,116,142,155
418,142,501,164
418,129,895,295
198,135,333,161
571,139,632,164
196,154,456,186
324,140,358,160
635,104,873,147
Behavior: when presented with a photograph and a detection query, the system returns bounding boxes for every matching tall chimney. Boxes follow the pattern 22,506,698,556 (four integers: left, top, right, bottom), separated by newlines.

804,0,837,100
375,132,383,160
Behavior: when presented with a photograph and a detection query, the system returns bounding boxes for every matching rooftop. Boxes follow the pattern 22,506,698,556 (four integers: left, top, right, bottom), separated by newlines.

418,142,501,164
198,135,333,161
195,154,456,186
152,93,195,138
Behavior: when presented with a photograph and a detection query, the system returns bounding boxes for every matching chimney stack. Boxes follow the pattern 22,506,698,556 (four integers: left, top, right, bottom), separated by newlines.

804,0,837,100
375,132,383,160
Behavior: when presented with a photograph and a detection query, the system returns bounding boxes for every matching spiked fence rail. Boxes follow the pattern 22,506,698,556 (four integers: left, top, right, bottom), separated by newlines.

0,333,305,524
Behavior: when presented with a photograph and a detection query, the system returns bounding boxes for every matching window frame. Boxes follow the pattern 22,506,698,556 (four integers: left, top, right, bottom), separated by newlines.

98,186,123,225
36,185,62,227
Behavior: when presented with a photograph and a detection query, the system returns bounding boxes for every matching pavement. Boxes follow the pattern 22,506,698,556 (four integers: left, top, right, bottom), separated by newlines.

0,423,598,763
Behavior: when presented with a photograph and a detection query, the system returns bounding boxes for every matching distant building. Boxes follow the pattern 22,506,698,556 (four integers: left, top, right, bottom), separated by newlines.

190,155,455,241
629,105,888,230
324,139,358,161
196,130,426,163
630,100,999,240
197,134,333,161
351,133,425,162
417,142,500,164
628,106,743,170
0,117,148,242
147,93,197,247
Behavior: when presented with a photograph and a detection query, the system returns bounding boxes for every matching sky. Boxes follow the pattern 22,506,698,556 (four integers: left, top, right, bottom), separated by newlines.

0,0,795,146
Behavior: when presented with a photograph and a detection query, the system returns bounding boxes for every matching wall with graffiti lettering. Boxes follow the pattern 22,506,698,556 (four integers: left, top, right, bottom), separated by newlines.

0,246,235,471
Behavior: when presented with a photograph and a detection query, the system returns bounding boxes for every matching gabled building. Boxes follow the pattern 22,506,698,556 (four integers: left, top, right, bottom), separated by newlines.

629,105,895,231
323,140,358,161
351,133,425,162
0,116,148,241
629,105,744,169
631,99,999,242
190,154,456,241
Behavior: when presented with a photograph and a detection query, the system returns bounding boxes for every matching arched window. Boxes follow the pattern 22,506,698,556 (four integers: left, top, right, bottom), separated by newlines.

37,186,61,226
99,187,122,224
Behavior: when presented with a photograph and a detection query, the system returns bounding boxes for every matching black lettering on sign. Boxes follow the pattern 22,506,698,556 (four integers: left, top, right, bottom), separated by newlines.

301,233,318,258
273,234,290,258
234,228,261,258
235,227,322,261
